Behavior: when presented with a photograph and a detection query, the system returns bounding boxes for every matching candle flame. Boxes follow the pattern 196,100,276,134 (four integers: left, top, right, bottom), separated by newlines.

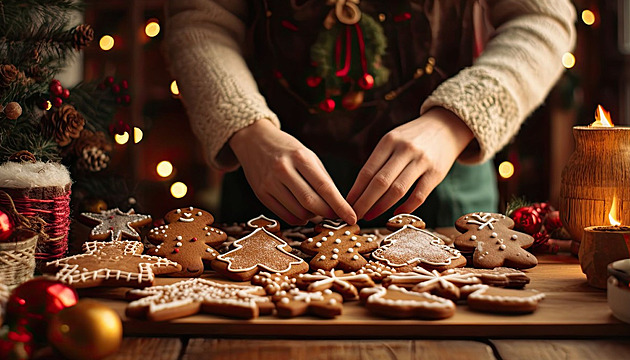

609,195,622,226
591,105,614,127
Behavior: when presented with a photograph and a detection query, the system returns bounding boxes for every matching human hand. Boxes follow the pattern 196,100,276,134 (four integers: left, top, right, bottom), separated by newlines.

347,107,474,220
229,120,357,225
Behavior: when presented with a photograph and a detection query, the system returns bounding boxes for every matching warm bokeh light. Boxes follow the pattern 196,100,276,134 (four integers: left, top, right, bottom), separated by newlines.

99,35,114,51
498,161,515,179
170,80,179,96
133,127,143,143
170,182,187,198
608,195,621,226
156,161,173,178
581,10,595,25
45,100,52,110
145,21,160,37
562,52,575,69
591,105,614,127
114,132,129,145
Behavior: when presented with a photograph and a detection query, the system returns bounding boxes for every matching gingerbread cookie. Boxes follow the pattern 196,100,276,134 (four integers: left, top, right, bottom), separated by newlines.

272,288,343,318
44,241,181,288
372,225,465,272
466,285,545,313
246,214,281,234
382,267,481,301
360,285,456,319
251,272,297,295
126,278,274,321
212,228,308,281
300,222,379,272
442,267,530,288
386,214,426,231
147,207,227,277
357,261,396,282
454,212,537,269
80,208,152,241
295,269,375,300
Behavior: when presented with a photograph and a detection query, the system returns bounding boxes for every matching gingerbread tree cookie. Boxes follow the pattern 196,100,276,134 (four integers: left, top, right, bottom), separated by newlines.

126,278,274,321
300,222,379,272
295,269,375,300
386,214,426,231
360,285,456,319
272,288,343,318
454,212,537,269
382,266,481,300
211,228,308,281
44,241,181,288
372,225,466,272
147,207,227,277
246,214,281,234
80,208,152,241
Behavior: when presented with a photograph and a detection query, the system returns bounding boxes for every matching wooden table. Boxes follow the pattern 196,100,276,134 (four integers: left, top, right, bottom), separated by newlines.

88,252,630,359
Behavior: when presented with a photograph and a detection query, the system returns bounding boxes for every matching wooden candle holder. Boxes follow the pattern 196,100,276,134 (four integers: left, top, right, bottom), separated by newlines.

579,225,630,289
559,126,630,255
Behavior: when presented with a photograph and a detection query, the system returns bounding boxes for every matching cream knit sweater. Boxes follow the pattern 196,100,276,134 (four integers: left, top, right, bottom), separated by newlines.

165,0,576,171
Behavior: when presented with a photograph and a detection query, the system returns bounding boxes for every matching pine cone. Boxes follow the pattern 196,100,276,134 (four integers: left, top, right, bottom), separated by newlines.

42,104,85,146
8,150,37,163
72,24,94,50
3,102,22,120
25,65,47,82
0,64,18,87
78,146,110,172
71,129,112,157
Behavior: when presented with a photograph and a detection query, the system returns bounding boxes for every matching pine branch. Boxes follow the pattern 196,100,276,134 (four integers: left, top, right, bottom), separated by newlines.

0,118,59,162
505,196,531,217
69,81,120,133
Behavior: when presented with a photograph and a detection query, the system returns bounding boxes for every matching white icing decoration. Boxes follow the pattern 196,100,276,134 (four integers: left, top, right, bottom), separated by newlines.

328,231,334,236
177,236,182,240
467,212,498,230
355,242,361,247
333,248,339,254
347,248,354,253
344,231,351,236
176,242,183,247
499,244,506,250
332,254,338,260
335,239,341,244
471,235,477,241
491,232,498,238
246,214,279,229
196,212,202,216
511,234,518,240
316,242,322,248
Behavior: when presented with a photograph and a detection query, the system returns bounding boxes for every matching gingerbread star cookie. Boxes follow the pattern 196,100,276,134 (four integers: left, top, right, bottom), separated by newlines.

295,269,375,300
272,288,343,318
466,285,545,313
372,225,466,272
382,266,481,301
126,278,274,321
211,227,308,281
442,267,530,288
80,208,152,241
360,285,456,319
147,207,227,277
386,214,426,231
300,222,379,272
251,272,297,295
44,241,181,288
454,212,537,269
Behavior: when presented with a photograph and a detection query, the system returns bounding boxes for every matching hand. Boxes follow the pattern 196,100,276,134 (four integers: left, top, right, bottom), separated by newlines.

347,107,474,220
229,120,357,225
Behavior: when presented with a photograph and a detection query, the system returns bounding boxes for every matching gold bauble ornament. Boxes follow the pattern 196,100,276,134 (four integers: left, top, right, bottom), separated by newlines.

47,299,123,360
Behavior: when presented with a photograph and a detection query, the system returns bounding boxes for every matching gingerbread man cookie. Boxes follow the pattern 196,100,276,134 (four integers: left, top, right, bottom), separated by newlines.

295,269,375,300
382,266,481,301
360,285,456,319
454,212,537,269
44,241,181,288
372,225,466,272
80,208,152,241
272,288,343,318
211,228,308,281
386,214,426,231
147,207,227,277
466,285,545,313
300,222,379,272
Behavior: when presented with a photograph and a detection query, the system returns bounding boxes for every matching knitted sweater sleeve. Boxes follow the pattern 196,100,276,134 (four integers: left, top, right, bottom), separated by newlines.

420,0,576,164
165,0,280,171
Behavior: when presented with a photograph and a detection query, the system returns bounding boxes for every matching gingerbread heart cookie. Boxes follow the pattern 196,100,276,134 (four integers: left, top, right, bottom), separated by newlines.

295,269,375,300
147,207,227,277
80,208,152,241
454,212,537,269
300,222,379,272
44,240,181,288
466,285,545,313
272,288,343,318
372,225,466,272
211,227,308,281
360,285,455,319
386,214,426,231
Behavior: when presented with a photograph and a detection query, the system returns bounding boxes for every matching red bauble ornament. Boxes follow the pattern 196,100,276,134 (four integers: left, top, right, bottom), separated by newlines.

49,82,63,96
5,279,78,343
306,76,322,88
61,88,70,99
510,206,543,235
532,202,554,218
0,209,14,242
111,84,121,94
358,73,374,90
318,98,335,112
120,79,129,89
544,210,563,233
105,76,115,84
52,97,63,108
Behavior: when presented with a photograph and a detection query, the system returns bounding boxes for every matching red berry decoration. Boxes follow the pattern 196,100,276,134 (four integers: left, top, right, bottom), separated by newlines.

49,82,63,96
105,76,115,84
510,206,543,235
120,79,129,89
108,120,131,136
0,209,14,242
122,94,131,104
112,84,121,94
358,73,374,90
318,98,335,112
5,279,79,343
61,88,70,99
52,97,63,108
306,76,322,88
50,79,61,87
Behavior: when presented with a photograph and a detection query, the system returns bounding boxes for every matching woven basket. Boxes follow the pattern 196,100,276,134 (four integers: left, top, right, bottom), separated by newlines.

0,230,38,288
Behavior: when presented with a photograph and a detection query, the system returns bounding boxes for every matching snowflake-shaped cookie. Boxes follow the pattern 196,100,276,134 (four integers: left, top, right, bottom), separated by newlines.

80,208,152,241
382,266,481,300
295,269,375,300
272,288,343,318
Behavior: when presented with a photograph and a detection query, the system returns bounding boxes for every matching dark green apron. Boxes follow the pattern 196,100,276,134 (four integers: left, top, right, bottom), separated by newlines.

221,0,498,227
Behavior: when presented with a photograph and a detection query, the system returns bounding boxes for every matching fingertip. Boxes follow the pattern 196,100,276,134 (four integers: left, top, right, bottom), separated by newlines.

345,213,358,226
